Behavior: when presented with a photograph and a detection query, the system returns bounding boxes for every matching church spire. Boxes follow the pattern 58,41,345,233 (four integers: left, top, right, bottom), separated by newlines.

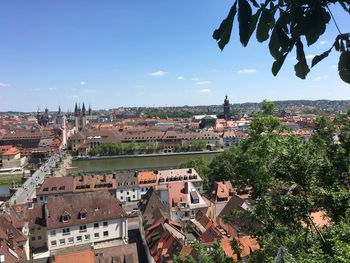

82,103,86,116
74,103,78,117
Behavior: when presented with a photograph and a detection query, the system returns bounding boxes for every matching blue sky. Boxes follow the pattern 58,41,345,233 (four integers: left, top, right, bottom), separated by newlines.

0,1,349,112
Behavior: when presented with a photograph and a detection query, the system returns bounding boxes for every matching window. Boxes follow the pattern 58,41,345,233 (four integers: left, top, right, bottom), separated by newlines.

120,190,123,193
127,191,129,195
51,187,57,191
94,223,99,228
94,232,100,239
59,239,65,245
132,195,135,199
120,196,123,200
103,231,109,237
84,234,90,240
79,225,87,232
68,237,74,244
103,221,108,227
79,210,87,219
51,240,57,247
62,228,70,235
59,186,65,190
43,187,49,192
31,236,35,241
38,236,42,240
62,214,70,222
76,236,82,242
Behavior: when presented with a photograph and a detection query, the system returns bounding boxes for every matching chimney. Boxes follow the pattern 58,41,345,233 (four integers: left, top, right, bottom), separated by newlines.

7,230,14,250
103,174,107,182
80,175,84,182
112,172,116,179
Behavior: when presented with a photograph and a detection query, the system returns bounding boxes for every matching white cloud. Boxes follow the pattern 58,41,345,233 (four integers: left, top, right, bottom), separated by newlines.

150,70,168,77
315,75,329,81
332,65,337,69
199,88,211,93
48,87,57,91
70,95,79,99
320,40,329,45
177,76,184,80
0,82,10,88
237,69,256,74
196,80,211,85
84,89,97,93
80,81,86,86
191,77,200,81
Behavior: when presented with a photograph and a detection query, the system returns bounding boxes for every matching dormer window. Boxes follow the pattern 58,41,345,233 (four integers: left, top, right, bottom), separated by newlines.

61,211,71,222
79,209,87,219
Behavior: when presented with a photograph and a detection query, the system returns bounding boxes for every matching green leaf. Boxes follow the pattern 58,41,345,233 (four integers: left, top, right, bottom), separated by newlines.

247,10,261,43
238,0,253,47
276,23,290,51
269,26,281,60
256,9,273,43
248,0,260,8
294,38,310,79
311,47,333,68
213,1,238,50
339,51,350,84
272,53,288,76
300,6,330,46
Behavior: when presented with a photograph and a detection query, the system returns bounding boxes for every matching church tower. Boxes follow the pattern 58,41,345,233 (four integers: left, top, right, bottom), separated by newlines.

81,103,87,129
223,95,230,121
74,103,80,131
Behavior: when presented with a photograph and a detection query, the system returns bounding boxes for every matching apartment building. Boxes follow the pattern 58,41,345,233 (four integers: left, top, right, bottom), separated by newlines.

11,191,128,255
36,174,117,203
46,192,128,251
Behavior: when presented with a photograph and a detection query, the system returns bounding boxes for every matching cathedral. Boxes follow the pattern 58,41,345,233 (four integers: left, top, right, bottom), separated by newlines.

74,103,91,131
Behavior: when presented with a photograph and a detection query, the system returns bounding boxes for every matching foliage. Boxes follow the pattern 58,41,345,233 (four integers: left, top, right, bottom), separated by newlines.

213,0,350,84
179,109,350,262
261,99,275,115
89,142,163,156
174,240,233,263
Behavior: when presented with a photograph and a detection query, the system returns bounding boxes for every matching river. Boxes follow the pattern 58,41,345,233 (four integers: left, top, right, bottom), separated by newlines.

70,152,219,173
0,185,9,196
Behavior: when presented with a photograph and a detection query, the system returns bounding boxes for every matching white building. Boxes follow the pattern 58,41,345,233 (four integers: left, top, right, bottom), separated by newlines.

46,191,128,252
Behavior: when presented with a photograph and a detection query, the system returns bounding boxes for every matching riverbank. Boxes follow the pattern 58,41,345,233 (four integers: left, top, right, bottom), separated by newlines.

0,175,22,185
74,149,224,161
70,151,220,174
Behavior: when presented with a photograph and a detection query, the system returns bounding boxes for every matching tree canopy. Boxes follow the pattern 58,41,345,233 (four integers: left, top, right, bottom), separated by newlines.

178,102,350,262
213,0,350,84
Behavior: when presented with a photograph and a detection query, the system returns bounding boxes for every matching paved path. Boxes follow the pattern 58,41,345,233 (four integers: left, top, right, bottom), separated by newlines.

4,152,66,206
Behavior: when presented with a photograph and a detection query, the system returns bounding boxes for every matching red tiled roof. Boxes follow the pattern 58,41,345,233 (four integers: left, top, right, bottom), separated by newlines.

0,215,28,263
3,147,20,156
46,191,127,230
51,248,95,263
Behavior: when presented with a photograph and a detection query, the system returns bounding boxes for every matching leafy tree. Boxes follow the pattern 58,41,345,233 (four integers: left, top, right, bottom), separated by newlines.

213,0,350,83
174,240,233,263
261,99,275,115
